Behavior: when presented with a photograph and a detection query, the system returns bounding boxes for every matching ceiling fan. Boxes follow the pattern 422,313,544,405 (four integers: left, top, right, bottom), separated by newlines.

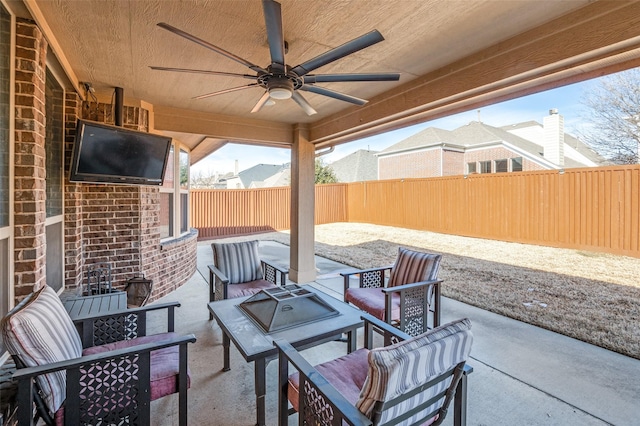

150,0,400,116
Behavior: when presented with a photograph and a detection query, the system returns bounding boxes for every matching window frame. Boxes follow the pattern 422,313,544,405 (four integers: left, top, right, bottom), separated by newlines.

159,141,190,242
494,158,508,173
479,160,492,173
466,162,477,174
0,0,15,360
511,157,523,172
44,67,65,292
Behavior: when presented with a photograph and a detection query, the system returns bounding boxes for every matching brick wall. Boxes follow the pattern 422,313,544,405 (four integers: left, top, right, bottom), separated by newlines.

13,19,47,297
379,148,442,179
442,150,464,176
64,101,196,301
10,18,196,304
465,146,546,172
379,145,550,181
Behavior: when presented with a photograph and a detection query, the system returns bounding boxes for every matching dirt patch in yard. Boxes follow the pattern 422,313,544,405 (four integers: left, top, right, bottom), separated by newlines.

214,222,640,359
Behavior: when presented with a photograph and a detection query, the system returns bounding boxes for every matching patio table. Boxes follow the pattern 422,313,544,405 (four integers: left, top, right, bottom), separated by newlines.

61,291,127,320
208,287,363,426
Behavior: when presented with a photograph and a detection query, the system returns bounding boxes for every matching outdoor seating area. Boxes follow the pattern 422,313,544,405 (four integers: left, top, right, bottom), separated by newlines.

1,239,639,425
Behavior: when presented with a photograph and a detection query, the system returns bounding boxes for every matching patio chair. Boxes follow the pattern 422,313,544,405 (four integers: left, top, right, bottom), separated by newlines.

342,247,442,336
0,285,196,426
208,240,288,318
274,315,473,426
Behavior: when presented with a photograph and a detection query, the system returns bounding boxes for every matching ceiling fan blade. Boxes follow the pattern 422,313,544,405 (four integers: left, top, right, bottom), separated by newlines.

262,0,286,69
291,30,385,77
291,92,317,116
157,22,268,74
192,83,259,100
303,73,400,83
300,85,367,105
149,66,255,79
251,91,272,113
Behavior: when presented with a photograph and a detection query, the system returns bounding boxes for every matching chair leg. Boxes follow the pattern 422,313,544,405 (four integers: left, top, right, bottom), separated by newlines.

179,344,189,426
453,370,469,426
209,268,214,320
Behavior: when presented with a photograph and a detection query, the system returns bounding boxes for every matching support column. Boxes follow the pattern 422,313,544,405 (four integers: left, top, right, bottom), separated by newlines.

289,124,316,283
13,19,47,297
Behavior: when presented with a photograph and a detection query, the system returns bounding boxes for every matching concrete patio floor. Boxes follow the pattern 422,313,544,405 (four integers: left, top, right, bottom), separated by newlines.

149,240,640,425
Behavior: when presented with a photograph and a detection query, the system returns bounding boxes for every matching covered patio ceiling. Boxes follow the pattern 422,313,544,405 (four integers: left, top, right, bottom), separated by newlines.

14,0,640,164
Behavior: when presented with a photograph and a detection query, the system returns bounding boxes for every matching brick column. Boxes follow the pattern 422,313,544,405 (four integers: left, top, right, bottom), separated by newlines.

13,19,47,297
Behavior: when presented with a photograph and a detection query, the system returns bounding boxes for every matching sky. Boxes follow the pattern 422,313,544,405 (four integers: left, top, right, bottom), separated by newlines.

190,78,598,177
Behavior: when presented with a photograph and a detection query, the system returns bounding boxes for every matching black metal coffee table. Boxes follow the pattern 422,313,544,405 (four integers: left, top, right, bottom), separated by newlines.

208,286,363,426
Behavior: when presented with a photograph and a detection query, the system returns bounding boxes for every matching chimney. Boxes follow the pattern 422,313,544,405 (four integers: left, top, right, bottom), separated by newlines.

543,109,564,166
234,159,239,176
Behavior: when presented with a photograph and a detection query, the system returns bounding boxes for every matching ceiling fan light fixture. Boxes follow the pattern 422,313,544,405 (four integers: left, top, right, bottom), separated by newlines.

269,87,292,99
268,77,294,99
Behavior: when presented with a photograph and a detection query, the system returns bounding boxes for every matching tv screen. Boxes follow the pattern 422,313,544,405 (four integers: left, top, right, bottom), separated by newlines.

70,119,172,185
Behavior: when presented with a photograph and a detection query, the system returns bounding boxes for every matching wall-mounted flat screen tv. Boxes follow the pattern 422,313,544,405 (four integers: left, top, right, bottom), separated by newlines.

70,119,172,185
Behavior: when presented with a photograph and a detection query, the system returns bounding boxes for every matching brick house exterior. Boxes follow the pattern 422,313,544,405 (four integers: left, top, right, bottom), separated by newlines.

378,111,606,180
5,17,197,310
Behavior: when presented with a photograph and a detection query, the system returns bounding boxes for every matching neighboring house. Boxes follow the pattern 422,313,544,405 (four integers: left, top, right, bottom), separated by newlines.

249,167,291,188
225,163,290,189
328,149,379,182
378,110,607,180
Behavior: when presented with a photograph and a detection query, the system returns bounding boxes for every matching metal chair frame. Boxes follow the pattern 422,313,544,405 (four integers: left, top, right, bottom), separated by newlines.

274,315,472,426
11,302,195,426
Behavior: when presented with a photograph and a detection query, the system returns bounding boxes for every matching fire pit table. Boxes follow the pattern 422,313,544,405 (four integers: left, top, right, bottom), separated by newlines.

208,284,363,426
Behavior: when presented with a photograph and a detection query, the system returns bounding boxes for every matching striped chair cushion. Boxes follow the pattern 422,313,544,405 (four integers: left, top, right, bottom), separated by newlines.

212,240,263,284
356,318,473,425
0,286,82,414
388,248,441,288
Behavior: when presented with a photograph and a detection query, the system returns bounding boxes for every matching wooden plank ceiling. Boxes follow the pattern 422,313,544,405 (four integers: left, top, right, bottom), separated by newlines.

19,0,640,162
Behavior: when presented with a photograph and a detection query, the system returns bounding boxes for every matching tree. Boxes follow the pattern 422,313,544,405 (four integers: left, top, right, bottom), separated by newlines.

580,69,640,164
190,170,219,188
315,159,338,184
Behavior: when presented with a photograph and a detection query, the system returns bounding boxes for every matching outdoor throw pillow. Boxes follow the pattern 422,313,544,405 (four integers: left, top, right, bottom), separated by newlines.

388,247,441,288
212,240,263,284
355,318,473,425
0,285,83,414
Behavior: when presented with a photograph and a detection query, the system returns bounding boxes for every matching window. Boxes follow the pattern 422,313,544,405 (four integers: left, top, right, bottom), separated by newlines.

512,157,523,172
179,149,189,233
0,2,12,354
159,144,190,240
495,159,508,173
160,146,175,239
479,160,491,173
466,162,476,174
0,4,10,229
45,68,64,291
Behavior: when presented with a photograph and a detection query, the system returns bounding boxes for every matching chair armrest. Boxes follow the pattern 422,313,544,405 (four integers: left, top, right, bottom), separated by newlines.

208,264,231,308
382,280,442,332
274,339,373,426
380,279,441,295
341,265,393,301
74,302,181,348
13,334,196,426
13,334,196,379
261,260,288,286
207,264,229,284
361,314,411,348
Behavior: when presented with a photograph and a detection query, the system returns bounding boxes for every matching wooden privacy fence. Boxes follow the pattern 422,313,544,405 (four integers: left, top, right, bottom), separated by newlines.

191,184,347,239
346,165,639,258
190,165,640,258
